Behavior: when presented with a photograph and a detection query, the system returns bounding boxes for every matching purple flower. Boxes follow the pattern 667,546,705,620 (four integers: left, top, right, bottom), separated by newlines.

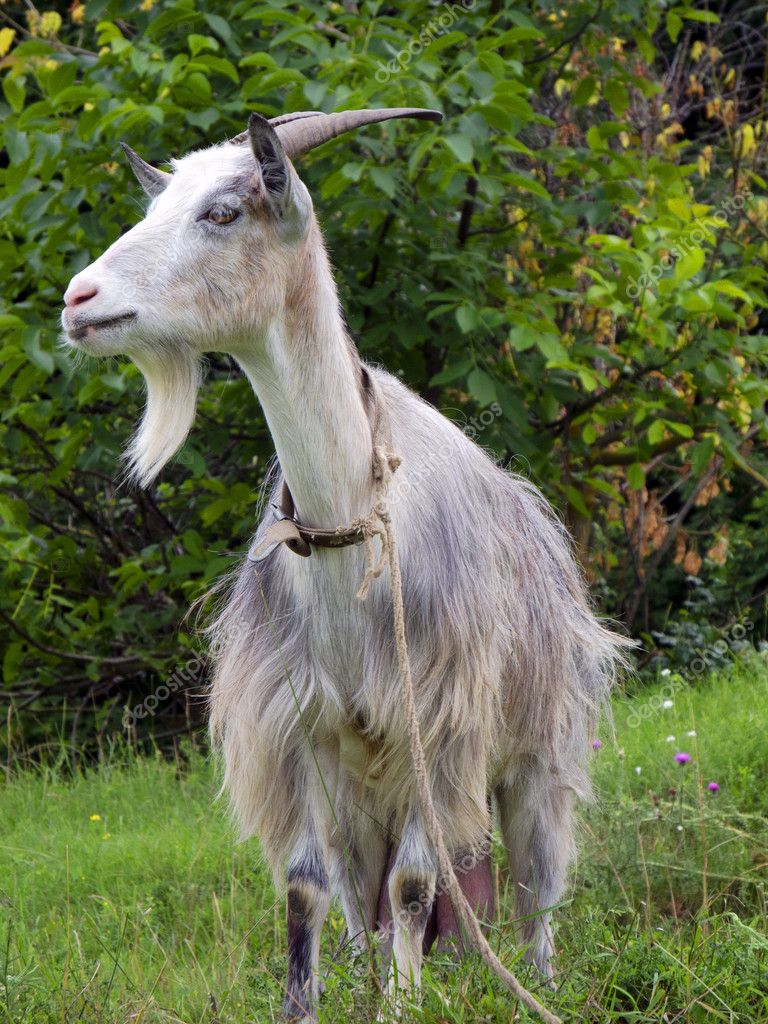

707,781,720,792
592,739,602,750
674,752,691,764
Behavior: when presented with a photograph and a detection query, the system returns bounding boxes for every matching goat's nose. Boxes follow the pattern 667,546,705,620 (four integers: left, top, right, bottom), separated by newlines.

64,282,99,308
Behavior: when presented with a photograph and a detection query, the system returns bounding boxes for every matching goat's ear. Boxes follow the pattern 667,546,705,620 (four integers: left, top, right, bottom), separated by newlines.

120,143,171,198
247,113,292,217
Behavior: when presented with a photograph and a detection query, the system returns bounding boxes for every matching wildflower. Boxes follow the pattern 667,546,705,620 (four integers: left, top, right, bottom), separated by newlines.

592,739,602,750
663,699,674,708
71,3,86,24
634,766,642,775
674,752,691,764
666,735,675,742
89,813,101,821
675,824,683,832
686,730,697,737
660,668,671,677
707,781,720,792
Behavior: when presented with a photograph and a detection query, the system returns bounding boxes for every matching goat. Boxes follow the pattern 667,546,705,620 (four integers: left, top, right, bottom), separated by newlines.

61,108,631,1019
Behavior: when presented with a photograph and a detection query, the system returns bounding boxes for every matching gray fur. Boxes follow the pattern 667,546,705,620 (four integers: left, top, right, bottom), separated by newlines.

208,366,632,994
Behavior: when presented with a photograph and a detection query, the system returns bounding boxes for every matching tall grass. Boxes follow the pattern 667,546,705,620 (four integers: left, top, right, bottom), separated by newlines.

1,655,767,1022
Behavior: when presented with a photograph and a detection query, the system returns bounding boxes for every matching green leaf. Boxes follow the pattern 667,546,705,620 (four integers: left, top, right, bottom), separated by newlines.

565,484,590,518
666,11,683,41
536,335,568,361
3,76,26,114
573,75,597,106
647,419,666,445
467,367,497,406
674,247,705,283
508,325,538,351
668,421,694,438
581,423,598,445
506,172,550,200
456,306,479,333
667,197,691,222
604,80,629,116
369,166,396,198
444,134,473,164
627,463,645,490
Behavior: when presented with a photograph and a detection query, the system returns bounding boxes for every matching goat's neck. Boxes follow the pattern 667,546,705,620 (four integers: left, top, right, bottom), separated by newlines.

234,231,374,529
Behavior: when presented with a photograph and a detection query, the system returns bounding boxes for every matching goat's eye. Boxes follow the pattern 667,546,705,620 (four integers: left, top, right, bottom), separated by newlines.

206,205,239,225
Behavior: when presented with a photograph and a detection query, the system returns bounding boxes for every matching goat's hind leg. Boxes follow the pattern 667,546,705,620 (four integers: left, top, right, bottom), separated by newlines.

496,760,576,982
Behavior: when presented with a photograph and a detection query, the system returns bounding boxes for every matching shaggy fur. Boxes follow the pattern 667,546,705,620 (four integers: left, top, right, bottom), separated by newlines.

60,116,632,1014
208,361,626,874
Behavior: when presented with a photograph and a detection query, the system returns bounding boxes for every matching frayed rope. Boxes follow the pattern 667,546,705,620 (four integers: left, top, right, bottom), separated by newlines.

353,447,562,1024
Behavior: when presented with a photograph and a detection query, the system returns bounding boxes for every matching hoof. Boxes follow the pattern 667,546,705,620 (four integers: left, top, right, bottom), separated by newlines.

281,993,314,1022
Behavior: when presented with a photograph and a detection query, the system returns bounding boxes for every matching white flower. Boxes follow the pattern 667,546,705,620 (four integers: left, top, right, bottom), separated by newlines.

686,730,697,737
666,735,675,742
675,824,683,832
663,699,674,709
635,766,642,775
660,668,671,677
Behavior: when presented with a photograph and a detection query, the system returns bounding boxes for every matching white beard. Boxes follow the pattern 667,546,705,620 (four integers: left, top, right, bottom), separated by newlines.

126,343,201,486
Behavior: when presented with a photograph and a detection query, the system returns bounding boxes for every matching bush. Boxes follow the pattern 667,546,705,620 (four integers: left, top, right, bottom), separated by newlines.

1,0,767,746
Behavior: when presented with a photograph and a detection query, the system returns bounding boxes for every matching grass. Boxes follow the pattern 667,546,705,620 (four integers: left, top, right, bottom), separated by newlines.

1,654,767,1023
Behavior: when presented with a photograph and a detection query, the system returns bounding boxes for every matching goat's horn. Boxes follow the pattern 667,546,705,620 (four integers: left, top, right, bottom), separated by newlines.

231,108,442,157
120,142,171,197
275,108,443,158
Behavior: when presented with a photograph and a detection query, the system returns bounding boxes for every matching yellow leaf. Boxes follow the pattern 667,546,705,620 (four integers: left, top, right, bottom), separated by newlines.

39,11,62,38
737,123,756,158
0,27,15,57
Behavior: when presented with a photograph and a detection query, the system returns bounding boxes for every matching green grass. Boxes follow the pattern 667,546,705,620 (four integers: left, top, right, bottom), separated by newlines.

2,655,767,1023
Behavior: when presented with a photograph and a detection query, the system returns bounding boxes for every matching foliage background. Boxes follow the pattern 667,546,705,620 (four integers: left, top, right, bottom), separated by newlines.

1,0,767,752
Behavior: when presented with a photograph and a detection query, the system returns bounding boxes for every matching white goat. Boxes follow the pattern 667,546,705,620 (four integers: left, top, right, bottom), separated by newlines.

61,108,630,1019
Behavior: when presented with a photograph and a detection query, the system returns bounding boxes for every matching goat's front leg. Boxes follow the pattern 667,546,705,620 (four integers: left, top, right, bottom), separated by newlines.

385,807,436,995
282,748,337,1021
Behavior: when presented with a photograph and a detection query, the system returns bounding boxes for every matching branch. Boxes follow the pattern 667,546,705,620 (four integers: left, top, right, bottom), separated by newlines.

523,0,603,67
0,608,145,666
589,433,687,467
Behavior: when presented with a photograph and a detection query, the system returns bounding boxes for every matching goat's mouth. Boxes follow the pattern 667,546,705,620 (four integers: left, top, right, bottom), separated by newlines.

65,311,138,344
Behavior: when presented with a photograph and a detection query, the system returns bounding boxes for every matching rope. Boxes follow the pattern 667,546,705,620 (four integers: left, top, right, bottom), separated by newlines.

354,449,562,1024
